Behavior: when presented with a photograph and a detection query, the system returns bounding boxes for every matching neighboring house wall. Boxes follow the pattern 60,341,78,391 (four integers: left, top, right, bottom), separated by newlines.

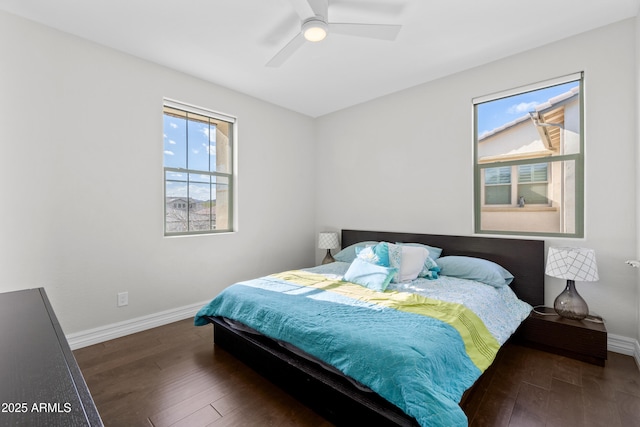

479,120,546,159
167,198,195,210
481,207,560,234
478,95,579,234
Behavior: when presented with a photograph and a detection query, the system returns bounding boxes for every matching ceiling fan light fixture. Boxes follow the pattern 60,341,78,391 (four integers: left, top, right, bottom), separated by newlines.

266,0,403,67
302,18,328,42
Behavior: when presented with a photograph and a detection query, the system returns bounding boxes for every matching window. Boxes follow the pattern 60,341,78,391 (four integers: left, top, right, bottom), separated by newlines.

518,163,549,205
474,73,584,237
484,166,511,205
163,100,235,235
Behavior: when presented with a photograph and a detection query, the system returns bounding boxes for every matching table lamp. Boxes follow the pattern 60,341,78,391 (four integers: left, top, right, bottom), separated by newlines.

545,247,599,320
318,232,339,264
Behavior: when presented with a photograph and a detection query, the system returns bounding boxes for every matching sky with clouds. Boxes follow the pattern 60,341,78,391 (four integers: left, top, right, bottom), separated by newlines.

476,81,579,138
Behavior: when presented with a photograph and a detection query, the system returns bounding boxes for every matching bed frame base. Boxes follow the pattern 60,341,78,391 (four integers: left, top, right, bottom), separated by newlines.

211,316,419,426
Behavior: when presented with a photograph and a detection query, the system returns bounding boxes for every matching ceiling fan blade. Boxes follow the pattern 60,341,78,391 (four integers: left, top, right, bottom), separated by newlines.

266,32,306,67
289,0,317,20
329,23,402,40
330,0,406,17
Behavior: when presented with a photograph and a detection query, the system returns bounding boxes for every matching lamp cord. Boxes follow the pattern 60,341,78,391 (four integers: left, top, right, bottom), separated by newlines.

531,305,604,323
532,305,555,316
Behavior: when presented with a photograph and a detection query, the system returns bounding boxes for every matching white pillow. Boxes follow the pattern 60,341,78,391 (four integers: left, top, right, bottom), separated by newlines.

388,243,429,283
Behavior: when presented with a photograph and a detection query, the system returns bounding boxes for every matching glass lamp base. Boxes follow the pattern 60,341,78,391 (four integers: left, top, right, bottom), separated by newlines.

554,279,589,320
321,249,335,265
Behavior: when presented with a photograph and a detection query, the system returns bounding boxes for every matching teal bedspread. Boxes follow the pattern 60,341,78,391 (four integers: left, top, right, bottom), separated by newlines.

195,271,500,426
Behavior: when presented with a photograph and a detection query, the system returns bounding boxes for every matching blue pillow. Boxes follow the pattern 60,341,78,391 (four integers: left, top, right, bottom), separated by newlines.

343,258,397,292
396,242,443,260
436,256,513,288
333,241,379,263
355,242,390,266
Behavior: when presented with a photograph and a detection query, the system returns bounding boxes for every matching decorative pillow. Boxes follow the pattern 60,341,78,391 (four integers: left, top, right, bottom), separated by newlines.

333,241,379,263
418,255,441,279
343,258,397,292
436,256,514,288
396,242,443,260
387,243,430,283
355,242,390,267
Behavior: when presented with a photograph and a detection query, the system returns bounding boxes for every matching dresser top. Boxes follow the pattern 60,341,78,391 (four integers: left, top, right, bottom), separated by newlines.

0,288,102,426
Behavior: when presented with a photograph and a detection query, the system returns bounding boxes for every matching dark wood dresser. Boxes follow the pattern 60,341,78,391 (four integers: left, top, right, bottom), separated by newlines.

516,306,607,366
0,288,103,426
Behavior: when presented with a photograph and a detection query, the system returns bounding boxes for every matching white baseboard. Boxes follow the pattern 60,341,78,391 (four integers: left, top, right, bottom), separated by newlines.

66,300,211,350
67,303,640,370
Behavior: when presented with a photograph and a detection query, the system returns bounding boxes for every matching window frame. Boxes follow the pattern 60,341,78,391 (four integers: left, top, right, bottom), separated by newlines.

163,99,236,236
473,73,585,238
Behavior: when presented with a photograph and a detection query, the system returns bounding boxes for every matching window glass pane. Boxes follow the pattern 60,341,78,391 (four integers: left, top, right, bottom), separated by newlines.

485,185,511,205
188,178,211,232
518,163,548,183
484,166,511,205
485,166,511,185
212,120,232,174
213,176,230,230
163,113,186,169
518,183,548,204
480,159,577,234
165,172,188,233
187,116,210,172
208,122,217,172
476,81,580,162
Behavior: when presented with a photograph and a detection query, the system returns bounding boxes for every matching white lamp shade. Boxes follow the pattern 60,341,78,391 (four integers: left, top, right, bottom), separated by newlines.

545,247,599,282
318,232,339,250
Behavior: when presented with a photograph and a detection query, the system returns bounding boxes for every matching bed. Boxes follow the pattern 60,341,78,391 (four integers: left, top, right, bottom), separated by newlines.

195,229,544,426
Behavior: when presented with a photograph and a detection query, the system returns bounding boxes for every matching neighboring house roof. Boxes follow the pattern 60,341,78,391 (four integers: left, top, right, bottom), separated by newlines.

478,87,579,142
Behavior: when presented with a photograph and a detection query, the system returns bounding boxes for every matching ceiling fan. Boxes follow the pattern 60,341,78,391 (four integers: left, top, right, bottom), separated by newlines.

266,0,402,67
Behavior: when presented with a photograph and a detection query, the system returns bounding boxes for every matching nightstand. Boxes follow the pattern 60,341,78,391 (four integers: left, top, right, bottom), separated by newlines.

515,306,607,366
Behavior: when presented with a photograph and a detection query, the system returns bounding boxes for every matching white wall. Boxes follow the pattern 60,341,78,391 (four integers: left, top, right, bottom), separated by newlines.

636,11,640,346
316,19,638,340
0,12,317,334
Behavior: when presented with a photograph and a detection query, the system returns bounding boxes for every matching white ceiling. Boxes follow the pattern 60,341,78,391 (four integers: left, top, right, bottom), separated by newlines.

1,0,638,117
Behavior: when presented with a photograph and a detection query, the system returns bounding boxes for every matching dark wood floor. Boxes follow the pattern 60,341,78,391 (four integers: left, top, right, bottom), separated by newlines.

73,318,640,427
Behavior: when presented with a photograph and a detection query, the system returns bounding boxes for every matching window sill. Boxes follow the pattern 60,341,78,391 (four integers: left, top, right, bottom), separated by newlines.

481,206,557,212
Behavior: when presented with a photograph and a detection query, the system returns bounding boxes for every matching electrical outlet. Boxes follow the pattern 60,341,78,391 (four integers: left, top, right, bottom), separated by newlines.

117,292,128,307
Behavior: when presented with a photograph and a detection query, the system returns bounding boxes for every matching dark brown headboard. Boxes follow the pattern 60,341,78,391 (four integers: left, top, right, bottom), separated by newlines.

341,229,544,307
